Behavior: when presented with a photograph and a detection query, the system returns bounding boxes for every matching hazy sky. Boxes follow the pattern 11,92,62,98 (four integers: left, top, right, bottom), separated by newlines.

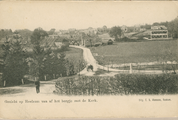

0,1,178,31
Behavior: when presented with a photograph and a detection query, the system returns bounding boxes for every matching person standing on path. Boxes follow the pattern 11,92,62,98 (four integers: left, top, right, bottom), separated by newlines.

35,80,40,93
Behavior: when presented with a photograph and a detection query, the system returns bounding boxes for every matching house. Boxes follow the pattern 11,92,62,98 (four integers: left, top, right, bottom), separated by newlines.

68,28,76,34
134,25,141,32
121,25,128,32
140,28,146,31
98,33,114,44
150,25,168,40
49,35,59,39
78,28,96,35
54,42,63,48
58,30,69,35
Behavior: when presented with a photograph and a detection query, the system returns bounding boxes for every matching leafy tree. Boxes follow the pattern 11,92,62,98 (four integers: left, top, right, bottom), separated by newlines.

62,38,69,47
168,17,178,38
48,29,56,35
30,28,49,81
103,25,108,33
141,24,151,30
2,36,28,86
152,22,160,26
0,29,13,40
14,29,32,40
109,26,122,41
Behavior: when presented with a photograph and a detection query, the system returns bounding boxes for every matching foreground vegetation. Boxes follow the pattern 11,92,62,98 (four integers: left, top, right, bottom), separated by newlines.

54,73,178,95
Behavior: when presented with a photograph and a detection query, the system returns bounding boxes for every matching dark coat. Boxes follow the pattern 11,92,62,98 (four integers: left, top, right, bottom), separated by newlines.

35,81,40,86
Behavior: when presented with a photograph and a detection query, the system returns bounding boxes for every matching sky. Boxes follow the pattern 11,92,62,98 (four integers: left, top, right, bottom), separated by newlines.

0,1,178,31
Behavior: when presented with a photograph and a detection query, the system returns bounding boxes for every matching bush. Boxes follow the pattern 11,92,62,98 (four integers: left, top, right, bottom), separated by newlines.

54,74,178,95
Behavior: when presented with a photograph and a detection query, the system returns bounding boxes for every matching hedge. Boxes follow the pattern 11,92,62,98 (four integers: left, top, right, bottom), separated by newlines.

54,73,178,95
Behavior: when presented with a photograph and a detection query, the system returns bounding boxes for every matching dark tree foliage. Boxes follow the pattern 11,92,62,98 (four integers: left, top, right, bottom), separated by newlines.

48,29,56,35
58,52,67,76
14,29,33,40
30,28,73,80
109,26,122,41
2,37,28,86
30,28,49,80
0,29,13,40
168,17,178,38
62,38,69,47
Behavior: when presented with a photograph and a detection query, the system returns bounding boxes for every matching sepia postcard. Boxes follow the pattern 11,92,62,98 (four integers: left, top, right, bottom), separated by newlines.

0,1,178,119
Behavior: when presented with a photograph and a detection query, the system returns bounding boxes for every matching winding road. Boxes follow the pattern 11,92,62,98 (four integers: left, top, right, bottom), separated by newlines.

70,45,174,75
0,45,177,97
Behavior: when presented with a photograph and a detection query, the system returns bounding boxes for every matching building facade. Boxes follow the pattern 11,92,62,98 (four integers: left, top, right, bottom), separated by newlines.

150,26,168,40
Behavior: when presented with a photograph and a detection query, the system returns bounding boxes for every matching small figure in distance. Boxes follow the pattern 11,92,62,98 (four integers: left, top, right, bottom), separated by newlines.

87,64,93,72
35,80,40,94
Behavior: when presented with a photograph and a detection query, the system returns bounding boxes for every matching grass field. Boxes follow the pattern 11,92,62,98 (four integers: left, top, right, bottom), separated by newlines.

65,47,84,63
90,39,178,65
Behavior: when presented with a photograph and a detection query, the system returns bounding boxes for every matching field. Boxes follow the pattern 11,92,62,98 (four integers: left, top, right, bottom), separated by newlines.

65,47,84,63
90,39,178,65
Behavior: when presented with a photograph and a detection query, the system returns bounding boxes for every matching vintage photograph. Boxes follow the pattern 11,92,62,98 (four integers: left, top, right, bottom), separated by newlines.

0,1,178,119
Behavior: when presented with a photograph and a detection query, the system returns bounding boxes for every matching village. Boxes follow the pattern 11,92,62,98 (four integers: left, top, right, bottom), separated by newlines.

0,1,178,119
47,23,170,48
0,2,178,97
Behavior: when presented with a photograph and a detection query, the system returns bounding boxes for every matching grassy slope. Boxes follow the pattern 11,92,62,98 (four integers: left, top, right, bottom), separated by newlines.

90,39,178,65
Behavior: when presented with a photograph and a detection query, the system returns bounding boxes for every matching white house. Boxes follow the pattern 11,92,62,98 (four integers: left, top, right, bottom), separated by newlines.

150,26,168,40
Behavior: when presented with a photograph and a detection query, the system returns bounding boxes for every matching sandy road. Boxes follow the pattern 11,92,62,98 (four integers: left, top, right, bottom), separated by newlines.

0,45,176,97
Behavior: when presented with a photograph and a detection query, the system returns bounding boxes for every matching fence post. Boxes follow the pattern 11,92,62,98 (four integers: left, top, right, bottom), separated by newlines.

162,62,165,73
69,79,70,95
44,75,47,81
130,63,133,74
91,79,93,96
21,79,24,84
4,80,6,87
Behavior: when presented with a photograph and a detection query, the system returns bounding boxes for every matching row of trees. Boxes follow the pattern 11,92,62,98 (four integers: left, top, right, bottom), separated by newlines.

1,28,85,86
